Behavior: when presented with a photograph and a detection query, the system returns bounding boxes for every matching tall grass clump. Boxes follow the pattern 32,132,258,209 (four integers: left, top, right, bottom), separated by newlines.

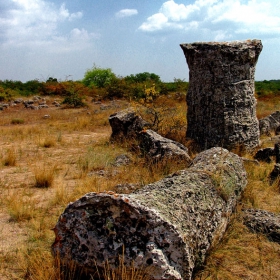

34,165,56,188
11,118,25,125
39,137,56,148
3,148,17,166
6,192,37,222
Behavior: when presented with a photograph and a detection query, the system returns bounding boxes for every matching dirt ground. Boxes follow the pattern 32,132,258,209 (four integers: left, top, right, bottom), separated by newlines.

0,99,117,279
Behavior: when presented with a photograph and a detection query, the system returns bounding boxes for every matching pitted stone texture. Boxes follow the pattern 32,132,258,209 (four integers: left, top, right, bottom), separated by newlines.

52,148,247,280
243,209,280,243
180,40,262,151
259,111,280,136
139,129,192,164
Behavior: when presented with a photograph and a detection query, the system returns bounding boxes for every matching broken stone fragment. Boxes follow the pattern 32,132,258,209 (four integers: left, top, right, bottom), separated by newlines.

52,147,247,280
139,129,192,165
243,208,280,243
259,111,280,136
109,108,149,140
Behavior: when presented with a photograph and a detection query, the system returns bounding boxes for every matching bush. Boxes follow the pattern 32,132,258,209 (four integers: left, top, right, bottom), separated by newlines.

82,65,116,88
11,118,24,125
62,92,85,108
34,166,55,188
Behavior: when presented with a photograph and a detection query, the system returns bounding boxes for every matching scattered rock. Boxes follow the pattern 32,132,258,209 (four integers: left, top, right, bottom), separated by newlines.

52,101,61,107
1,104,9,108
112,154,131,167
29,105,38,110
180,40,262,151
38,104,49,109
100,104,112,110
52,147,247,280
243,208,280,243
14,98,23,104
139,129,192,164
259,111,280,136
109,108,149,140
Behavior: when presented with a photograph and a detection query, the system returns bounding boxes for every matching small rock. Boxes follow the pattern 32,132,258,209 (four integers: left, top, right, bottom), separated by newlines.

243,208,280,243
139,129,192,165
112,154,131,167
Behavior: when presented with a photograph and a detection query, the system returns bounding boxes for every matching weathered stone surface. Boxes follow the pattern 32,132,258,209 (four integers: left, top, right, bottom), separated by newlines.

139,129,192,164
180,40,262,151
52,147,247,280
243,208,280,243
112,154,132,167
275,143,280,164
269,163,280,186
254,147,275,163
114,183,141,194
259,111,280,136
109,108,149,140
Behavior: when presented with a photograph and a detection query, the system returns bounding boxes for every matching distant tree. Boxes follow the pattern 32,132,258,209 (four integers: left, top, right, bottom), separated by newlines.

46,77,58,83
82,64,116,88
125,72,161,84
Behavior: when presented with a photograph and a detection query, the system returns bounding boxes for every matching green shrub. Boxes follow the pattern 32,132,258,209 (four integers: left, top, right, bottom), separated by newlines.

11,118,24,125
62,92,85,107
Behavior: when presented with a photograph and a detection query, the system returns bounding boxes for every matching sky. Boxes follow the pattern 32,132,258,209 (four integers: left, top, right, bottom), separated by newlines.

0,0,279,82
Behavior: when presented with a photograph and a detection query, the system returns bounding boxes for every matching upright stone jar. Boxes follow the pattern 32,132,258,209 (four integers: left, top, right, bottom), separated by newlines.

180,40,262,151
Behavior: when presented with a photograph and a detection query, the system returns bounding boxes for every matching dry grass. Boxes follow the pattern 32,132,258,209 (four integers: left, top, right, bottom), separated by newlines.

256,95,280,119
33,164,56,188
2,148,17,166
0,94,279,279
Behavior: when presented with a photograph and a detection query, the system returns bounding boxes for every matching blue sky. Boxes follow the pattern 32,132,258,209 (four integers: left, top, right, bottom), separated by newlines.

0,0,279,82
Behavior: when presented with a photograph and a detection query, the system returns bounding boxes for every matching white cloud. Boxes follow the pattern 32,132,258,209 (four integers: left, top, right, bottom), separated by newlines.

138,13,183,32
1,0,88,48
139,0,280,39
115,9,138,18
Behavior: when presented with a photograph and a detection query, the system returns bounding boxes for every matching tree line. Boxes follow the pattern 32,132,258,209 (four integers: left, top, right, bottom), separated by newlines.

0,65,278,106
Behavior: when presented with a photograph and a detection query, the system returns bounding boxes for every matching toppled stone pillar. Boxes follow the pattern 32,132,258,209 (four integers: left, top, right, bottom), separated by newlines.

52,147,247,280
180,40,262,151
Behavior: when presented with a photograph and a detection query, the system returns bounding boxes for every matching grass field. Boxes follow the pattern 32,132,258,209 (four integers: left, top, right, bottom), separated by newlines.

0,93,280,280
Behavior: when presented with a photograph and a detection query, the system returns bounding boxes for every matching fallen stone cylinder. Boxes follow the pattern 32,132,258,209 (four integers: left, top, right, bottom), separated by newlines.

180,40,262,151
52,147,247,280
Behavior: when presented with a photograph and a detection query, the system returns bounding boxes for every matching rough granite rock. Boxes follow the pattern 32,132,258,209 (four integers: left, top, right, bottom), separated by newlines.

259,111,280,136
180,40,262,151
109,108,149,140
139,129,192,164
243,209,280,243
52,147,247,280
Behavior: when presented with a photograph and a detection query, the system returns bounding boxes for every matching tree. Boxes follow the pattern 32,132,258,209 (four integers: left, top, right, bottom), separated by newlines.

82,65,116,88
124,72,161,84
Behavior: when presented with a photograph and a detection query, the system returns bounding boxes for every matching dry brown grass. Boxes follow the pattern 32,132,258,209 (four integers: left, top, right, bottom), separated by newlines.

256,95,280,119
2,148,17,166
0,94,279,279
